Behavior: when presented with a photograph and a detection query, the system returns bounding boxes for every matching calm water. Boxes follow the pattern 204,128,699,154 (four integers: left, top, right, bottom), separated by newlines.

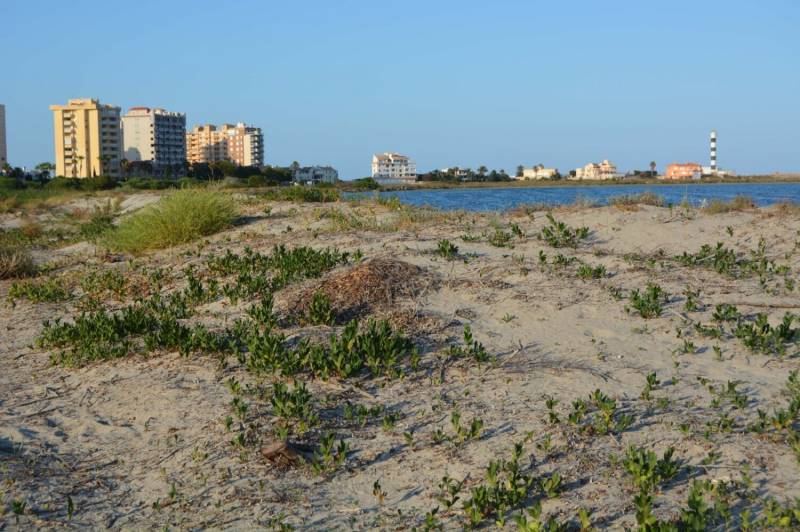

370,182,800,212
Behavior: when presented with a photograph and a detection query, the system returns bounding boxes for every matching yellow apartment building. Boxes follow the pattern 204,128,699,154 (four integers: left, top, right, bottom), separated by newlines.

50,99,123,178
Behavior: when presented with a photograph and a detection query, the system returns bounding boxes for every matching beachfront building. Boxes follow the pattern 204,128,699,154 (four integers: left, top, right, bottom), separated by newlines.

122,107,186,173
371,152,416,180
520,164,558,180
440,167,471,179
50,98,123,178
186,123,264,167
663,162,702,180
570,160,618,180
0,104,6,168
294,165,339,184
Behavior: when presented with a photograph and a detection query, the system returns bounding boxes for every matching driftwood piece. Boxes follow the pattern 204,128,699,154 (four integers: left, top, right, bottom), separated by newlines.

260,440,314,466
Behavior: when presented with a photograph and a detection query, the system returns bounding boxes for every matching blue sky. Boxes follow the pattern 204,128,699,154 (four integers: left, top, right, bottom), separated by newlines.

2,0,798,177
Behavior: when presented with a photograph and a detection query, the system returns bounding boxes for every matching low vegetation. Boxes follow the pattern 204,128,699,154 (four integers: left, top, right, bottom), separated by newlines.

538,213,589,248
104,189,237,253
0,242,35,279
7,191,800,529
702,195,756,214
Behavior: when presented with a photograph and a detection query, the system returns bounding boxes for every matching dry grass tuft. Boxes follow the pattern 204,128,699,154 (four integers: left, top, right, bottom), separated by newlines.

702,195,756,214
0,243,36,279
768,201,800,218
609,192,664,210
285,258,437,321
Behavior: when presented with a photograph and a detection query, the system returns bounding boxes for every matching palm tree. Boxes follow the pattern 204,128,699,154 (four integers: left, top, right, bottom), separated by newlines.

515,165,524,178
649,161,657,174
120,158,131,180
477,165,488,177
35,162,55,179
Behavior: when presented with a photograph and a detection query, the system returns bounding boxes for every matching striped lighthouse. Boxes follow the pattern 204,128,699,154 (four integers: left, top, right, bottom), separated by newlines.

709,130,717,173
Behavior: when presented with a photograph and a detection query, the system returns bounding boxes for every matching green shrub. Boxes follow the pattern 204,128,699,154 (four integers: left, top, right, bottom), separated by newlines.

306,291,335,325
8,277,70,305
436,239,459,260
350,177,380,191
79,204,117,240
104,189,237,253
248,174,267,187
630,283,667,318
262,186,339,203
538,213,589,248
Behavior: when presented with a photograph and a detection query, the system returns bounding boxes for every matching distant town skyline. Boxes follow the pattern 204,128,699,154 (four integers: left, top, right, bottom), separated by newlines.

2,0,799,178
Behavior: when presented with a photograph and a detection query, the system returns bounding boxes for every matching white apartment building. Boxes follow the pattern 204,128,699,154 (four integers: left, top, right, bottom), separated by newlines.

122,107,186,171
294,165,338,184
372,152,416,180
519,164,558,180
571,160,618,180
0,104,6,168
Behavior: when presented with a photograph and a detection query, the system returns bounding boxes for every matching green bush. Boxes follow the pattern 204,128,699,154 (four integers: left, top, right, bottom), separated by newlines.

248,174,267,187
123,177,176,190
104,189,237,253
262,186,339,203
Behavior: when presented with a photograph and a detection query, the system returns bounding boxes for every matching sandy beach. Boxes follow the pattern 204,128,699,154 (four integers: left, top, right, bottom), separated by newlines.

2,192,799,529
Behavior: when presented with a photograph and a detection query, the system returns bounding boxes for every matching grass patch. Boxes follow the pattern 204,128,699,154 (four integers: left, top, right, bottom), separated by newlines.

0,242,35,279
104,189,237,253
702,195,756,214
260,186,339,203
8,277,70,305
610,192,664,209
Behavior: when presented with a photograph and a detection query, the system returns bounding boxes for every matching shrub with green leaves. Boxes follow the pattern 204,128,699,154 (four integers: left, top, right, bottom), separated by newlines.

538,213,589,248
104,189,237,253
629,282,668,319
678,240,786,280
436,239,459,260
734,312,799,355
623,446,681,493
306,291,335,325
8,277,70,305
462,443,534,527
577,263,606,280
270,380,318,431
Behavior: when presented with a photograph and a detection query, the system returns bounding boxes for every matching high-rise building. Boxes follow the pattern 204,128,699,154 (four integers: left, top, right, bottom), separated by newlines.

371,152,417,180
224,123,264,167
186,123,264,167
0,104,7,168
122,107,186,172
49,98,123,178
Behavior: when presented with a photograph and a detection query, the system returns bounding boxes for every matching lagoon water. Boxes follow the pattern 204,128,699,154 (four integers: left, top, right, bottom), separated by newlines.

372,182,800,211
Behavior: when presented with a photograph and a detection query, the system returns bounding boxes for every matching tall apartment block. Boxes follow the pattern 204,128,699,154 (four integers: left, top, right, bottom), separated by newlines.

186,123,264,167
0,104,7,168
122,107,186,173
49,99,123,178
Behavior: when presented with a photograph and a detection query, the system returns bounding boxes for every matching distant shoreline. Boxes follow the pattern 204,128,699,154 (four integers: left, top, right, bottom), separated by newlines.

374,175,800,192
